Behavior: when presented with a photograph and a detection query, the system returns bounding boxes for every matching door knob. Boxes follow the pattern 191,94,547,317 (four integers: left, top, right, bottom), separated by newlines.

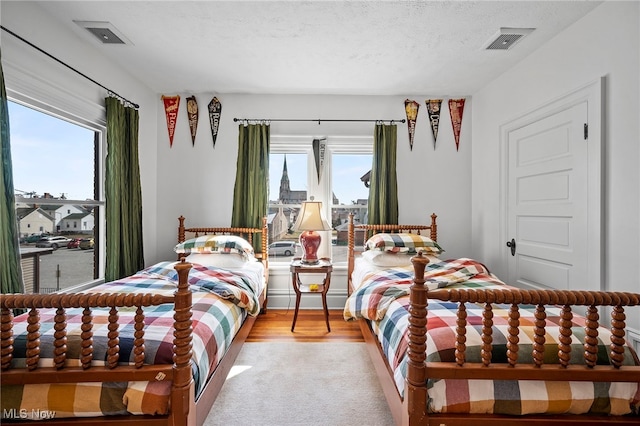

506,238,516,256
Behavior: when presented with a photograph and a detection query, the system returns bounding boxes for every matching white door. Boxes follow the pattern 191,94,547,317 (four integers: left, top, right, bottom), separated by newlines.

505,81,602,291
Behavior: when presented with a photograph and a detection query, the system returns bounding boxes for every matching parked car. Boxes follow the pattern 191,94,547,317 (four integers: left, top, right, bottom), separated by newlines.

79,238,95,250
67,238,82,249
23,233,49,243
268,241,299,257
36,236,72,249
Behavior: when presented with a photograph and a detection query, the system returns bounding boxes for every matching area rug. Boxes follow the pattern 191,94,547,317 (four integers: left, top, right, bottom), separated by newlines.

204,342,395,426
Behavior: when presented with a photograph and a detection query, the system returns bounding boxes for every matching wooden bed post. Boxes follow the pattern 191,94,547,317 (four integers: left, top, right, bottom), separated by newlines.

172,259,193,426
178,216,186,243
406,252,430,425
348,213,355,296
429,213,437,242
261,215,269,271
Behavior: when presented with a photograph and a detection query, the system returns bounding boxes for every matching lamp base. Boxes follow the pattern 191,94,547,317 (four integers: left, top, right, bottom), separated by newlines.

299,230,321,264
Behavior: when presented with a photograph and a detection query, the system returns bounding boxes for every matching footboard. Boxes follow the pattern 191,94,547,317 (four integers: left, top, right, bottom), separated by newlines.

406,253,640,425
0,260,194,426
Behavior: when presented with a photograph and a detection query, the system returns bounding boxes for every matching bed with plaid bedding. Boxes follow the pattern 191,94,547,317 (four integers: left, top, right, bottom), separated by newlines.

344,258,640,416
1,261,262,420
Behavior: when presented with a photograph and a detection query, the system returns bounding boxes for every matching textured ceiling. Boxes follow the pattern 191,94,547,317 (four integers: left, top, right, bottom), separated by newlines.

34,1,601,96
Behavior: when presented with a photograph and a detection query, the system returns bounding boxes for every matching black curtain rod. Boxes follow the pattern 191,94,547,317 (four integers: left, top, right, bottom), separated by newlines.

233,118,406,124
1,25,139,109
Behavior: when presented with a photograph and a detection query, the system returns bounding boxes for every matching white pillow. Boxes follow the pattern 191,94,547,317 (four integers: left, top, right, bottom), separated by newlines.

361,250,440,267
186,253,249,269
361,250,413,267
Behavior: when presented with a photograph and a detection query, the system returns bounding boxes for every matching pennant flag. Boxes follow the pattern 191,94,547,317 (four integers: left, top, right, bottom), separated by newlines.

448,98,466,151
312,138,327,184
208,97,222,148
186,96,199,146
162,95,180,147
404,99,419,150
425,99,443,150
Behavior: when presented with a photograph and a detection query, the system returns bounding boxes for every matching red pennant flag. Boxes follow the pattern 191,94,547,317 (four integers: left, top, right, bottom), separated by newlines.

425,99,443,150
404,99,419,150
448,98,466,151
208,97,222,148
162,95,180,147
186,96,198,146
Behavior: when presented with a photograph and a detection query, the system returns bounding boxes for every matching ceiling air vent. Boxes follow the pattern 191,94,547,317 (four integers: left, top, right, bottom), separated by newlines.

74,21,132,45
484,27,534,50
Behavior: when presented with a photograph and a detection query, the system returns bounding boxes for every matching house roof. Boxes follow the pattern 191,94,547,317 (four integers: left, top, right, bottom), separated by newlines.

63,212,92,220
16,207,54,221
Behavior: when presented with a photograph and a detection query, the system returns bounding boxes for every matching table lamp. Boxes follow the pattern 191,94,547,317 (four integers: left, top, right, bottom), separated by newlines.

293,199,331,264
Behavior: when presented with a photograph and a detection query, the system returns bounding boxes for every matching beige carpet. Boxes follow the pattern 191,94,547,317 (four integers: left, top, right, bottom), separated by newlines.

204,342,395,426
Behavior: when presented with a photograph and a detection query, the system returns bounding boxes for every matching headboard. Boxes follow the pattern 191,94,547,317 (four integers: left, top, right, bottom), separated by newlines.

346,212,438,292
177,216,269,270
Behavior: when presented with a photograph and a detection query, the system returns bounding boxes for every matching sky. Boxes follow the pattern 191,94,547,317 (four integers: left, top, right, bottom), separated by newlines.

9,100,372,204
9,101,95,200
269,152,371,205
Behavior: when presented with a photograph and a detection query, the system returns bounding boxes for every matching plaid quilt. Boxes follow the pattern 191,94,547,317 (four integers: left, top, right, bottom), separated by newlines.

1,261,262,420
344,258,640,416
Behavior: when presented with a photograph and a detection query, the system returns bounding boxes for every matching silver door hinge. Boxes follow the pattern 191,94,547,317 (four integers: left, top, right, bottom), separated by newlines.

584,123,588,140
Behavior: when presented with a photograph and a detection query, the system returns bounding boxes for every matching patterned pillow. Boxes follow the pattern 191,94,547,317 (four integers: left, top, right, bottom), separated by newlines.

364,233,443,255
174,235,255,258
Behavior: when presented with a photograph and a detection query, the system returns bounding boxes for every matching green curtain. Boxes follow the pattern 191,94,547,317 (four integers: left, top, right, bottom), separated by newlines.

367,124,398,226
0,49,24,294
105,96,144,281
231,123,269,253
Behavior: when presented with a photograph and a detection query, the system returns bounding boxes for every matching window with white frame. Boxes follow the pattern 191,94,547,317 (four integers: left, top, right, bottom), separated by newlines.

9,100,103,293
268,135,372,265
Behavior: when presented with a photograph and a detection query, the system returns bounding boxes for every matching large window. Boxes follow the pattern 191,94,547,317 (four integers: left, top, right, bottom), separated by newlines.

9,100,104,293
268,136,372,264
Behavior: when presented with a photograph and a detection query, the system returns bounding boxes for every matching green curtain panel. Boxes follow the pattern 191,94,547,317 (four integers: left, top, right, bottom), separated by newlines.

231,123,269,253
367,124,399,226
0,50,24,294
105,97,144,281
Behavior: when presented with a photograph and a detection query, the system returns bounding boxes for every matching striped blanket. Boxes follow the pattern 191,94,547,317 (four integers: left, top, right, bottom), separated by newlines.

1,261,262,420
344,258,640,416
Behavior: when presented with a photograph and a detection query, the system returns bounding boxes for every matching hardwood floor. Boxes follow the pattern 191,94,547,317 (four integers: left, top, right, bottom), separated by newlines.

247,309,364,342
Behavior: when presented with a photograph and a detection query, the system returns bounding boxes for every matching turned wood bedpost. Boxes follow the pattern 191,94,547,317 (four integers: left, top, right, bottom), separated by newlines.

406,252,430,425
347,213,355,296
171,259,193,426
1,306,15,370
429,213,438,242
178,216,186,243
261,215,269,271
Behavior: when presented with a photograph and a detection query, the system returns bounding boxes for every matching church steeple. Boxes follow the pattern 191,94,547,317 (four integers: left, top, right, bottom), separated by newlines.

279,155,291,202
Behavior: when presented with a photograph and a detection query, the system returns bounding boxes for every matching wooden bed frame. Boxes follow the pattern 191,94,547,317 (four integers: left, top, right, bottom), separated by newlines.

347,213,640,426
0,216,269,426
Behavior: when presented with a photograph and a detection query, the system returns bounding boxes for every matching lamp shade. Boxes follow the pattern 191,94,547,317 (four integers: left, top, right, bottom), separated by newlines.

293,201,331,264
293,201,331,231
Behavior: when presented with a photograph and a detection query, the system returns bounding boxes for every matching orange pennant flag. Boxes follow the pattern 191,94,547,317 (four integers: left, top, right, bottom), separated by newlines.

448,98,465,151
162,95,180,147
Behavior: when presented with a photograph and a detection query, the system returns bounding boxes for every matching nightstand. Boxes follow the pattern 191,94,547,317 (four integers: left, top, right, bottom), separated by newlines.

290,258,333,332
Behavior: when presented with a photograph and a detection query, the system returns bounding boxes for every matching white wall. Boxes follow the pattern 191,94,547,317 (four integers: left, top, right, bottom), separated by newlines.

9,2,636,316
154,94,472,263
471,2,640,329
1,2,473,307
1,1,160,266
154,94,472,307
